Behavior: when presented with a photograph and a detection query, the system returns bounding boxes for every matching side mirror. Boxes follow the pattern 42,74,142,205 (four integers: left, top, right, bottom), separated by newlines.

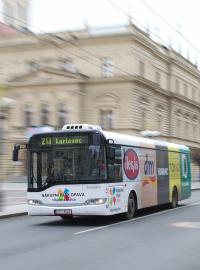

12,144,20,161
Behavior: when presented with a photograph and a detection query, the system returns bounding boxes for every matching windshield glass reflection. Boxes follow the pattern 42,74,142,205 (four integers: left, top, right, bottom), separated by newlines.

30,145,107,187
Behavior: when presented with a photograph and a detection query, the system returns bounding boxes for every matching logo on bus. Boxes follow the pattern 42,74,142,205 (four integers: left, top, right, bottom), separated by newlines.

123,149,139,180
108,187,116,205
41,188,85,201
144,154,154,176
58,188,70,201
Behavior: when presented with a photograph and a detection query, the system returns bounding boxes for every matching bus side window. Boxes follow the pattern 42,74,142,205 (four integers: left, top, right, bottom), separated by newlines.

182,154,188,178
107,146,122,182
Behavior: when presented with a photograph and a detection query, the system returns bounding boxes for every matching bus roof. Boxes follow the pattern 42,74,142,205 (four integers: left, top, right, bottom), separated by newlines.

28,124,189,152
102,130,189,152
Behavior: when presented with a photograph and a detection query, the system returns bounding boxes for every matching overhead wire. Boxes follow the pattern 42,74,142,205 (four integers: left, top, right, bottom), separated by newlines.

0,10,132,78
106,0,200,65
138,0,200,57
106,0,171,48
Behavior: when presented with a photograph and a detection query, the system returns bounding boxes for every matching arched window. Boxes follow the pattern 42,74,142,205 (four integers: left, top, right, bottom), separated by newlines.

141,109,147,130
155,105,164,132
24,105,32,127
184,84,188,97
175,79,180,94
156,114,162,131
192,116,198,140
100,110,113,130
102,58,113,77
184,114,190,139
139,60,145,77
140,97,149,131
58,103,68,128
41,104,49,126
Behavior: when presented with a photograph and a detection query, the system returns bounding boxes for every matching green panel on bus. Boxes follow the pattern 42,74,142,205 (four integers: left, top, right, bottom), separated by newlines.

179,150,191,200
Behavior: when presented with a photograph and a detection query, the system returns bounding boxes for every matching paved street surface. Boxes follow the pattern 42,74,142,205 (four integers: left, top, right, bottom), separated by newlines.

0,190,200,270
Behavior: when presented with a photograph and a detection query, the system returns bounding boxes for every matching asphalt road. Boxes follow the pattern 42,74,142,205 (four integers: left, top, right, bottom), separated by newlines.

1,190,200,270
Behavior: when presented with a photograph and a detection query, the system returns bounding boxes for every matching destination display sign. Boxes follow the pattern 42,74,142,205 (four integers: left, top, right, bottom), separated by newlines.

40,135,88,146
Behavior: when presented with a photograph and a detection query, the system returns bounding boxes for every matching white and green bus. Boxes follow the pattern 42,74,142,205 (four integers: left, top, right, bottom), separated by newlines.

13,124,191,220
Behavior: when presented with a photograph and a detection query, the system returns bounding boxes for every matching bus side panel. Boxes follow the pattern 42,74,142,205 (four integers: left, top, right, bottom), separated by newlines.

156,146,169,205
122,146,142,209
140,147,157,208
180,151,191,200
168,147,181,202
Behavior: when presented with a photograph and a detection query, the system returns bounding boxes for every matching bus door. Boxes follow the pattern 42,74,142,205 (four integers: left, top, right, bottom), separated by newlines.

180,152,191,199
106,146,125,214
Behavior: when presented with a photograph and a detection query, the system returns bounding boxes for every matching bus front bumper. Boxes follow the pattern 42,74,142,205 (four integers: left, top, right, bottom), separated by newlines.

28,204,110,216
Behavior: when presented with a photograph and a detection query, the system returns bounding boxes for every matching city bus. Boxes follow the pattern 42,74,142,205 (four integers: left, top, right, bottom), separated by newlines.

13,124,191,220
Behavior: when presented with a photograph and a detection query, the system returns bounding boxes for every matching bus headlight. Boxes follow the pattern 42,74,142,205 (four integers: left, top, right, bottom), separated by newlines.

85,198,107,205
28,199,41,206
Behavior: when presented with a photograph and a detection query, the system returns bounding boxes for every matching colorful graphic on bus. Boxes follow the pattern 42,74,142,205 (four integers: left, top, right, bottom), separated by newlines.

123,148,139,180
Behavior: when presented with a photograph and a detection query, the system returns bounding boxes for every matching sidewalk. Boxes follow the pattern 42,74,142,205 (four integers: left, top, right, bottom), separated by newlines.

0,204,27,218
191,180,200,190
0,180,200,219
0,181,27,218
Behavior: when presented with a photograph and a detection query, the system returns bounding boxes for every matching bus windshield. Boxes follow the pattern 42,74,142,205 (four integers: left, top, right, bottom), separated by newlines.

29,144,107,189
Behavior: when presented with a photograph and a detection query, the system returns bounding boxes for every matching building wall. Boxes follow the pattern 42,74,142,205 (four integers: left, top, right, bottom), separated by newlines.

0,24,200,179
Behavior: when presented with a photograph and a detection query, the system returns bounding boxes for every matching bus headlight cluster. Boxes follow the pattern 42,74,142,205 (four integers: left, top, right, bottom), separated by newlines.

85,198,107,205
28,199,41,206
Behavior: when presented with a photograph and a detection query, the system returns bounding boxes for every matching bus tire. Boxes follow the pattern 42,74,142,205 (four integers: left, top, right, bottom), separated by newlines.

170,187,178,208
123,192,137,220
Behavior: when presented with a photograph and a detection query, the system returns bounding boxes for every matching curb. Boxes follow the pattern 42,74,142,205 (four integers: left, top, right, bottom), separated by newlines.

0,212,27,219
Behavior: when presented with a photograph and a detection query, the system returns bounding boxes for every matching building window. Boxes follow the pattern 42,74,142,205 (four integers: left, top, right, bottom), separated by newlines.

60,58,75,72
156,114,162,131
175,79,180,94
141,109,148,130
193,124,197,140
58,103,68,128
192,117,198,140
139,61,145,77
192,88,196,100
100,110,113,129
41,104,49,126
155,71,161,85
28,61,39,72
102,58,113,77
24,105,32,127
177,118,181,137
184,84,188,97
185,120,189,139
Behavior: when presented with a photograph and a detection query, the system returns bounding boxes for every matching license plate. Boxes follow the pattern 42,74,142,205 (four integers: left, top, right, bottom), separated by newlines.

54,209,72,215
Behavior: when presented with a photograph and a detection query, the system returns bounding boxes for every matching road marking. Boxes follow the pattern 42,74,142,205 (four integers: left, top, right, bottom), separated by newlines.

74,201,200,235
171,222,200,229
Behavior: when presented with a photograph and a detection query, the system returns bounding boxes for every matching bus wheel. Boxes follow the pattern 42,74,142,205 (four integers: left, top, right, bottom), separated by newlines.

123,192,137,220
171,188,178,208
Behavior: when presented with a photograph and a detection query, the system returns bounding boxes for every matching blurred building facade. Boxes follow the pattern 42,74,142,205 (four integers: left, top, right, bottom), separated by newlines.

1,0,29,31
0,23,200,180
